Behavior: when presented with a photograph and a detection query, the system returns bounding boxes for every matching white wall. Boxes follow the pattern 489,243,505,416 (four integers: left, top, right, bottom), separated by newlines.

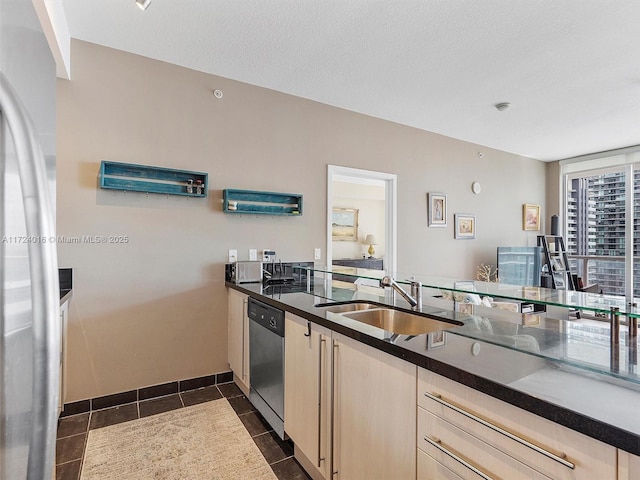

57,40,546,401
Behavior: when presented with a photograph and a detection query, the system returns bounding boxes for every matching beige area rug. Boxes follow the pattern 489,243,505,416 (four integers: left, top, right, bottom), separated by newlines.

80,398,277,480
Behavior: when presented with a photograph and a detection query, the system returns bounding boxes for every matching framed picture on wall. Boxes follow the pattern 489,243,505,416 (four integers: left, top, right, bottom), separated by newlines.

454,214,475,239
428,192,447,227
523,204,541,231
332,208,359,241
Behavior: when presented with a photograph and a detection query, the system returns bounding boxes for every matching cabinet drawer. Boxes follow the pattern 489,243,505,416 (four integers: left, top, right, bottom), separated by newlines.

417,448,467,480
418,407,550,480
418,369,616,480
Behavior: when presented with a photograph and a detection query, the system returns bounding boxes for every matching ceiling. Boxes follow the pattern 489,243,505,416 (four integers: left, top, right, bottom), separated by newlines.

60,0,640,162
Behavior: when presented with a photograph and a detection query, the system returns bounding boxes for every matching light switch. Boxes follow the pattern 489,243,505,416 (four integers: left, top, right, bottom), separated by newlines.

249,249,257,261
314,248,321,260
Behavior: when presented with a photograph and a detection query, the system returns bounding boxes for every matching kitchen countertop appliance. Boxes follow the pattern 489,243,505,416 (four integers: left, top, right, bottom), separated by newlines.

225,260,314,290
248,297,286,439
229,261,263,284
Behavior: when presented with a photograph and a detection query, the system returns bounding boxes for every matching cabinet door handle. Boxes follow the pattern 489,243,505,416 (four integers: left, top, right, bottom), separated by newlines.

424,436,495,480
317,336,326,467
304,321,311,337
424,391,575,469
242,300,248,378
331,341,339,478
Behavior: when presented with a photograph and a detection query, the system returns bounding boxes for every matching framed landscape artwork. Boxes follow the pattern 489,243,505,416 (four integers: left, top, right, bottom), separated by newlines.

454,214,475,239
332,208,359,241
428,192,447,227
523,204,541,231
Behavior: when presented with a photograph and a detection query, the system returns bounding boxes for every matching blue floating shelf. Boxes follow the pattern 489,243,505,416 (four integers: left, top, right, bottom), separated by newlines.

99,161,208,197
223,189,303,216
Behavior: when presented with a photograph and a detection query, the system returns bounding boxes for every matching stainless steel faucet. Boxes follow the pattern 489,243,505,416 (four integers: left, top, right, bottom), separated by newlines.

380,276,422,311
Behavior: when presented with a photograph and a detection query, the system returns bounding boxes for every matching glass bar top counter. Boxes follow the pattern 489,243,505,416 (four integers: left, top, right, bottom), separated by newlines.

304,265,638,318
289,265,640,388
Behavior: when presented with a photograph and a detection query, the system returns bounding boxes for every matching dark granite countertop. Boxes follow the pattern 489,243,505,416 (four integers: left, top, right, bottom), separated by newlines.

228,281,640,456
60,288,72,305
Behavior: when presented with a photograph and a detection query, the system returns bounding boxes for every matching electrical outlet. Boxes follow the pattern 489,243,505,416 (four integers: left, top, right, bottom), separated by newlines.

228,249,238,263
263,249,276,262
249,249,257,261
314,248,321,260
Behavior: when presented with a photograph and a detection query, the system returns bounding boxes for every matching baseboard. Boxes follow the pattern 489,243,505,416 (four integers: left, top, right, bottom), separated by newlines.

60,371,233,417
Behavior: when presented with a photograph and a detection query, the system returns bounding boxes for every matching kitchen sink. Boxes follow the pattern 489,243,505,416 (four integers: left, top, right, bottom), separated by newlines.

343,308,460,335
315,301,382,314
316,301,461,335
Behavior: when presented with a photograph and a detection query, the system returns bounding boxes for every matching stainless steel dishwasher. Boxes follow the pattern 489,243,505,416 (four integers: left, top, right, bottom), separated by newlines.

248,297,286,439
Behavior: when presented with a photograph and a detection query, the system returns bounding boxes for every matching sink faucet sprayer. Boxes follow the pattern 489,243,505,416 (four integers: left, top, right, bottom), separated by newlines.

380,276,422,311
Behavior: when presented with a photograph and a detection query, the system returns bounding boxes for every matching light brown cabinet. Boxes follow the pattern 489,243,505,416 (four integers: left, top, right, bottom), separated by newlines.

284,314,332,480
236,290,626,480
418,368,617,480
332,332,416,480
618,450,640,479
417,448,467,480
227,288,250,395
284,313,416,480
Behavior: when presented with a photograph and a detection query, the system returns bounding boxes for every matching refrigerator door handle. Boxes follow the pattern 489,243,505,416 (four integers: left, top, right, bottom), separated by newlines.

0,72,60,480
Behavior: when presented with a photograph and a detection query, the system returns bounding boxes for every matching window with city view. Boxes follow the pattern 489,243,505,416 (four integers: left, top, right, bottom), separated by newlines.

566,166,640,298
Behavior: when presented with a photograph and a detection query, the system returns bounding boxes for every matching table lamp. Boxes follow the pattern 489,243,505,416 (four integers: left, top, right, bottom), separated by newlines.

364,234,378,258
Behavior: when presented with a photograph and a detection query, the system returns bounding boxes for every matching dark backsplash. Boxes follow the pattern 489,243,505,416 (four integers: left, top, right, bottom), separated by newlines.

263,261,314,284
225,261,313,286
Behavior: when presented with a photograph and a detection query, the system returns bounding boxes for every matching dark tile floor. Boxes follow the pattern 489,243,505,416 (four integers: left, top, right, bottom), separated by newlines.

55,382,310,480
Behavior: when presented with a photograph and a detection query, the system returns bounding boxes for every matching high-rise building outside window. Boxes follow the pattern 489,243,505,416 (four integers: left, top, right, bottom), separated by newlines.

562,149,640,301
567,171,626,295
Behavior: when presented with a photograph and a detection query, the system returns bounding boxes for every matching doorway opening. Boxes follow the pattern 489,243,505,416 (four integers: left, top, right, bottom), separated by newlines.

326,165,397,276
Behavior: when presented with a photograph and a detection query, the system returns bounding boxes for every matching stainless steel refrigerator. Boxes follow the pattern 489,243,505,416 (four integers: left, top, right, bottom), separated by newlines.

1,0,60,478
